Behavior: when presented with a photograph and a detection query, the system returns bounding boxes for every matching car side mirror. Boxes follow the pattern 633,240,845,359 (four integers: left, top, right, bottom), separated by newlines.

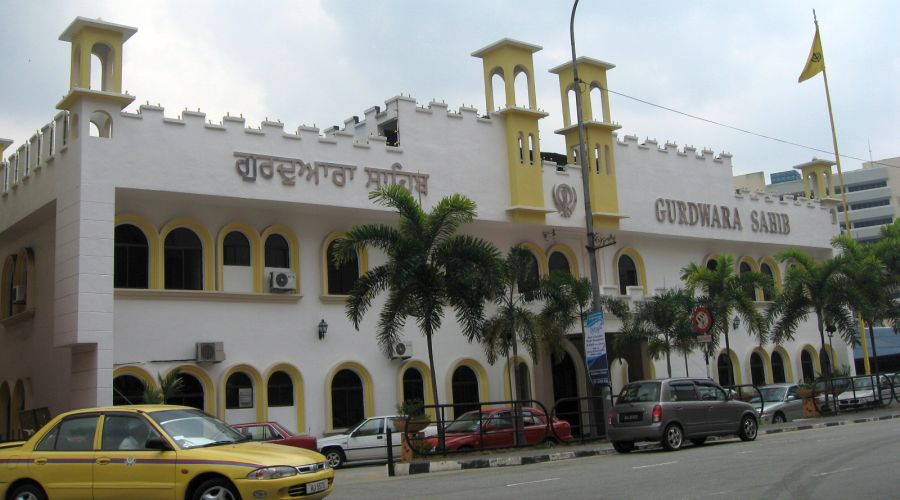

145,437,172,451
786,395,797,401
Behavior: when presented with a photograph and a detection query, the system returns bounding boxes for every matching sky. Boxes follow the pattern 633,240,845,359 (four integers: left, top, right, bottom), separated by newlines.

1,0,898,179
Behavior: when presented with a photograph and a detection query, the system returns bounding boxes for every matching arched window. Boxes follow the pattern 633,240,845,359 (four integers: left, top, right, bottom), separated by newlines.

331,369,364,429
225,372,253,410
590,86,604,121
402,368,425,404
618,255,638,295
706,259,718,271
90,43,114,92
451,366,479,418
327,240,359,295
528,134,535,164
525,251,540,284
717,353,734,386
2,255,17,318
760,263,774,301
750,352,765,386
517,133,525,163
772,351,786,383
267,371,293,407
513,68,529,108
566,88,578,129
265,234,290,269
548,251,571,275
164,228,203,290
800,350,815,382
739,262,755,300
112,375,145,406
167,373,204,410
514,362,531,401
491,72,505,111
89,110,112,138
223,231,250,267
594,144,601,174
114,224,149,289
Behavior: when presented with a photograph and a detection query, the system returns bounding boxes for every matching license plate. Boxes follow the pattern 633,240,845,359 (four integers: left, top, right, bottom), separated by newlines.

619,412,641,423
307,479,328,494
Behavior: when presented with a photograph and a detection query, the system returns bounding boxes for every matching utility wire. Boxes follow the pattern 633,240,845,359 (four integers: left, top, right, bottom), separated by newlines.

606,88,897,170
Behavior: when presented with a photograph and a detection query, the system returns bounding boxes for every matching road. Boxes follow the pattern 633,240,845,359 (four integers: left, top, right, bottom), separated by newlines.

330,417,900,499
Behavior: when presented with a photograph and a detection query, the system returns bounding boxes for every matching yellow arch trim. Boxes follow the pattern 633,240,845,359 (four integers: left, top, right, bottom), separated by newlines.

216,222,262,293
260,225,301,295
614,247,649,295
737,256,763,302
716,348,742,385
822,344,841,371
798,344,821,380
10,379,28,439
12,248,34,315
1,255,16,319
748,347,773,385
159,218,214,290
324,361,375,432
501,355,535,401
113,365,158,393
446,358,490,406
116,214,161,289
397,360,436,420
771,346,794,383
321,231,369,297
219,364,265,422
517,242,548,277
0,381,10,440
166,365,216,415
545,243,580,277
263,363,306,434
759,256,783,293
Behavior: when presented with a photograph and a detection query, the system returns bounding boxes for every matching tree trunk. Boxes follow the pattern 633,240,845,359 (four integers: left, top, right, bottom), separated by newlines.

724,326,732,386
664,332,672,378
426,331,445,451
683,352,689,377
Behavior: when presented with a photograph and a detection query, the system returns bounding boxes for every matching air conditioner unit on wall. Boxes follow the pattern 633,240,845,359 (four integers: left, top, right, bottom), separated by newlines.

196,342,225,363
12,285,25,304
269,270,296,291
390,341,413,360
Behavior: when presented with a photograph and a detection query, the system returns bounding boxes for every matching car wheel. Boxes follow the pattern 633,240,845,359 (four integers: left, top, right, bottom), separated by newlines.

9,483,47,500
323,448,345,468
193,478,239,500
739,415,758,442
612,441,634,453
661,423,683,451
772,412,786,424
690,437,707,446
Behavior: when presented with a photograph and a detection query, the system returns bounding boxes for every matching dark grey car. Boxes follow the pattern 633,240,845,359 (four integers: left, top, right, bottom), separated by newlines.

607,378,758,452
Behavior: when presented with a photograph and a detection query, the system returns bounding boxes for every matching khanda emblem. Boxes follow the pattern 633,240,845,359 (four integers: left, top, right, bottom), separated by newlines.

810,52,822,63
552,184,577,218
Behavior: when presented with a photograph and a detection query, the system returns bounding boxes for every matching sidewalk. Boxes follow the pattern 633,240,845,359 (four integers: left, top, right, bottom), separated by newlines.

390,405,900,476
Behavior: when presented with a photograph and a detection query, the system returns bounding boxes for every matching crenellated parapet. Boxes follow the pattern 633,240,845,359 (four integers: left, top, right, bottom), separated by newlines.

616,133,733,168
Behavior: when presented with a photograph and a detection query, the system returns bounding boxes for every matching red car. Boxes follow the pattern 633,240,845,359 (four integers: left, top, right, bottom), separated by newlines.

425,406,573,451
231,421,318,451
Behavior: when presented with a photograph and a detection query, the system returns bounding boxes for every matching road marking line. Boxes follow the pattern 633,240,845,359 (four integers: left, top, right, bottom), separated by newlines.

632,461,678,469
736,451,753,454
812,467,856,477
507,478,560,487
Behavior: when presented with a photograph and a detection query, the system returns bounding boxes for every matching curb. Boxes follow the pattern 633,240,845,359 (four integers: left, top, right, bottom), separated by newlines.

390,412,900,476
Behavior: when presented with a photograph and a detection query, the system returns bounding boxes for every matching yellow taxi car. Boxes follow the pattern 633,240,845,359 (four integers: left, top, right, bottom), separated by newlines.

0,405,333,500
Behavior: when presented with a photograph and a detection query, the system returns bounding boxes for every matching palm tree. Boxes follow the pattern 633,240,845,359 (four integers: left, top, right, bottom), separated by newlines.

331,185,503,441
681,254,770,385
833,234,900,374
142,369,183,404
620,288,696,378
768,249,855,377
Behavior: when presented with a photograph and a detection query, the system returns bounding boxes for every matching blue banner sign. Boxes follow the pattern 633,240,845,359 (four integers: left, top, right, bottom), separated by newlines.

585,311,610,385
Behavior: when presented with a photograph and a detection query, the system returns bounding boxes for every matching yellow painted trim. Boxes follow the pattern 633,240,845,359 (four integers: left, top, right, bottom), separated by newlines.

0,255,16,320
263,363,306,434
445,358,490,407
219,364,265,422
216,222,262,293
501,355,534,401
614,247,649,295
771,346,794,383
397,360,436,420
822,344,841,371
260,225,301,295
737,256,763,301
166,365,216,416
748,347,773,385
716,349,742,385
113,365,159,392
798,344,821,380
321,231,369,297
115,214,161,289
759,256,783,294
159,217,214,290
324,361,375,432
546,243,580,277
517,242,548,277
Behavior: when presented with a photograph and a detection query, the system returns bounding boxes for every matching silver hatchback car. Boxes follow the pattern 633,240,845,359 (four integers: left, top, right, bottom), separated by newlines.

607,378,758,452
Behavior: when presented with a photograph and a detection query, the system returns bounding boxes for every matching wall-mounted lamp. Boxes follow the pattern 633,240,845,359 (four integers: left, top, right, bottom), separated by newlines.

732,316,740,330
318,319,328,340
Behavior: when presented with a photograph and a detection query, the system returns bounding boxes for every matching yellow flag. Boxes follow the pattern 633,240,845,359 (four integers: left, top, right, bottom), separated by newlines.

798,27,825,82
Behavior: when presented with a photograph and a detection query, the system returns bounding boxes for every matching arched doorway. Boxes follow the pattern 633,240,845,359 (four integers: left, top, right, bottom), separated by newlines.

717,353,735,386
331,369,364,429
167,373,204,410
112,374,146,405
800,350,815,382
402,367,425,404
451,366,479,419
551,352,583,437
749,352,765,386
772,351,787,383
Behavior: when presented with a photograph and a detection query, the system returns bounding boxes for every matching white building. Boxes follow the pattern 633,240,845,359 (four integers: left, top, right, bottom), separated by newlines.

0,18,852,440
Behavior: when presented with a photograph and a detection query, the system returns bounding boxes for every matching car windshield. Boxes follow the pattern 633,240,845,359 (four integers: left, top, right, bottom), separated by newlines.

150,409,247,449
752,387,787,403
445,412,483,433
617,382,661,404
851,378,875,390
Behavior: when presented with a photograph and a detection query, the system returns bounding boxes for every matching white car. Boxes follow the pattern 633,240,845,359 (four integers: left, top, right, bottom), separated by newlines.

751,384,804,424
318,416,402,468
836,375,892,410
